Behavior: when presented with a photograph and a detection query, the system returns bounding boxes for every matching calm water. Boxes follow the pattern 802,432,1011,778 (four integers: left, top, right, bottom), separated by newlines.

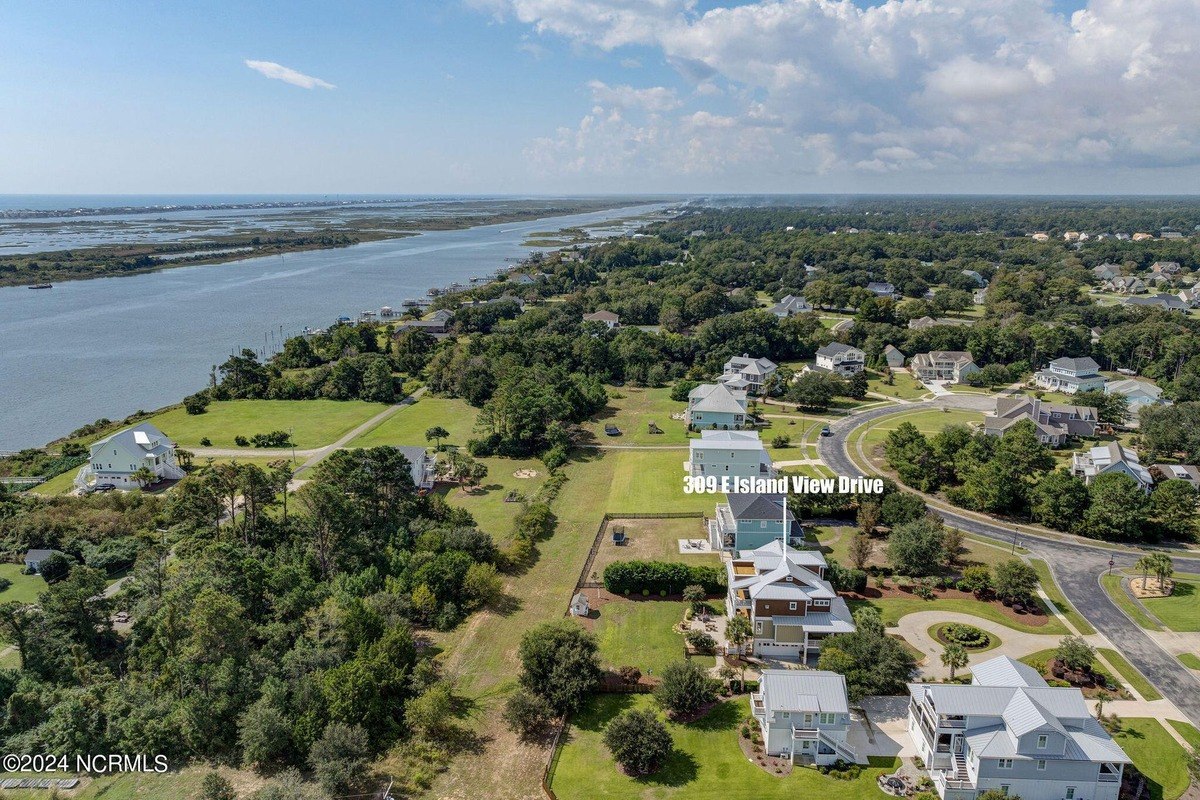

0,203,665,449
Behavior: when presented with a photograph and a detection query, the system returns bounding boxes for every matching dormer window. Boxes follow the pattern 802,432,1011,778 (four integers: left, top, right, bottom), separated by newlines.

1037,734,1048,749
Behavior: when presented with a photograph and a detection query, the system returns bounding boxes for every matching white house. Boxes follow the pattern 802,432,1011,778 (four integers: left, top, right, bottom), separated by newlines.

23,549,57,573
396,446,436,490
884,344,906,368
810,343,866,377
908,656,1129,800
77,423,185,490
770,294,813,317
720,354,778,395
688,430,774,484
752,670,861,765
1034,357,1106,394
582,310,620,329
1071,442,1153,492
910,351,980,384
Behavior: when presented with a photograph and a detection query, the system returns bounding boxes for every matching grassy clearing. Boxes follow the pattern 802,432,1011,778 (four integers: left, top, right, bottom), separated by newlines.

589,517,714,578
1112,718,1192,800
550,694,898,800
1141,578,1200,632
1095,647,1162,701
1177,653,1200,670
598,449,710,515
1100,573,1162,631
854,409,984,463
1167,719,1200,751
0,768,238,800
851,596,1068,635
26,468,79,495
810,527,1023,574
348,396,478,449
591,600,688,677
150,399,386,449
444,457,548,547
1029,558,1097,635
583,386,690,446
866,369,928,401
0,564,47,605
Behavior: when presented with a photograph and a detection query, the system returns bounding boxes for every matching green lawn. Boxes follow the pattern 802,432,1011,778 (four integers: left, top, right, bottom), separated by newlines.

150,399,387,449
1100,573,1162,631
348,395,479,449
1167,719,1200,750
810,528,1028,575
583,386,690,446
551,694,898,800
0,564,47,605
854,409,984,463
0,768,215,800
850,595,1068,635
443,457,548,546
591,600,688,677
866,369,928,401
1095,647,1162,701
27,468,79,495
927,622,1002,653
1029,558,1097,635
1112,718,1192,800
1140,578,1200,632
589,517,714,578
1177,653,1200,670
599,449,709,515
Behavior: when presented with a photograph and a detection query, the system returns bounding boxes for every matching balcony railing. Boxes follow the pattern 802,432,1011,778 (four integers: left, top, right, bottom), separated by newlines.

933,771,975,791
792,727,819,739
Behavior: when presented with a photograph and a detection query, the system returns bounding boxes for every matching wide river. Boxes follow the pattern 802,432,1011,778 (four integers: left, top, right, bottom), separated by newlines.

0,203,665,450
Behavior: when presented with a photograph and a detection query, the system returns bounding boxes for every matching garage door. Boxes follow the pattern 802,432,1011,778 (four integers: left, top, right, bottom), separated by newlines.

756,643,802,659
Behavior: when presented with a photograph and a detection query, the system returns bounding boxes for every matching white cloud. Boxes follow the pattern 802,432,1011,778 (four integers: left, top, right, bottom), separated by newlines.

481,0,1200,183
244,60,335,90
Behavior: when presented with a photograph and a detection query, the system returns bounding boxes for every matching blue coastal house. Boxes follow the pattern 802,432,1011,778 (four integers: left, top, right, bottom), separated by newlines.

710,492,796,550
686,383,749,430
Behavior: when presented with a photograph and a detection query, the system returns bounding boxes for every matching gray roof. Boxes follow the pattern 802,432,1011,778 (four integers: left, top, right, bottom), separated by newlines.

89,423,176,460
395,446,427,464
1049,356,1100,375
972,655,1047,687
727,492,794,523
688,383,748,414
816,342,861,358
24,549,55,561
759,669,849,715
866,281,895,294
1125,293,1189,311
770,294,812,315
725,354,778,376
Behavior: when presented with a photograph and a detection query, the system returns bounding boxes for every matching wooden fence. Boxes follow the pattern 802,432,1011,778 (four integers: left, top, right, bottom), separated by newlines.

574,511,705,590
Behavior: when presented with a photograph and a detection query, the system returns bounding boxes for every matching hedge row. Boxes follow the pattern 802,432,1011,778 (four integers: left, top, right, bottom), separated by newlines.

603,560,726,596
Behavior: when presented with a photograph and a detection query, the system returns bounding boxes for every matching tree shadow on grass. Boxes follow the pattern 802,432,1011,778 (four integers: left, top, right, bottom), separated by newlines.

639,748,699,788
1169,581,1196,598
686,699,742,732
571,693,637,733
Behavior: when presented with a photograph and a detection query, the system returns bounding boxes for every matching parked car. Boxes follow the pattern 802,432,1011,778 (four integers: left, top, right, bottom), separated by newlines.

92,483,117,493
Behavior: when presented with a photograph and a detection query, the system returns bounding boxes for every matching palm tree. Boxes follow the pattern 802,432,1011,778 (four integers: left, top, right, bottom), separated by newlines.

941,643,969,681
1152,553,1175,594
1094,690,1111,719
131,466,155,489
1134,555,1157,592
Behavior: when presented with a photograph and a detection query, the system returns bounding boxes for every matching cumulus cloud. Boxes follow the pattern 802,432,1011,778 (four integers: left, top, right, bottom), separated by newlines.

483,0,1200,182
244,60,335,90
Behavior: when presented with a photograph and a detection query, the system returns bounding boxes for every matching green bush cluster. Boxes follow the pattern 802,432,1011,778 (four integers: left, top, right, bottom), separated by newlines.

603,560,725,595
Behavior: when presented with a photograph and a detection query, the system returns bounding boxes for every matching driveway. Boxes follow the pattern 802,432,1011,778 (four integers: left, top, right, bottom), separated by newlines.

850,696,919,759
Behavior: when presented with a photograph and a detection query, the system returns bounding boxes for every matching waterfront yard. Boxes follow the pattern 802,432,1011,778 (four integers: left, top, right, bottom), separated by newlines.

348,395,479,450
149,399,386,449
550,694,897,800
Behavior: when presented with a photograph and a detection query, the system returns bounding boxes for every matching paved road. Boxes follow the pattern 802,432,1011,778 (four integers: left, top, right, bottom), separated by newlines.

817,398,1200,727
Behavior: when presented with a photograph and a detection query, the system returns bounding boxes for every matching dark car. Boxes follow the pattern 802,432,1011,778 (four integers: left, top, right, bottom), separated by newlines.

820,426,832,437
92,483,117,493
604,424,622,436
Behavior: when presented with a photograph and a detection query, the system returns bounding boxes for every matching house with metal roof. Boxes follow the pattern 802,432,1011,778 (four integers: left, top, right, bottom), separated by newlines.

76,423,185,491
751,670,861,765
1071,442,1153,492
769,294,813,317
395,445,436,490
910,351,980,384
708,493,796,550
1105,378,1167,423
685,383,748,431
907,655,1129,800
1034,357,1106,394
866,281,897,300
688,430,774,483
725,541,854,662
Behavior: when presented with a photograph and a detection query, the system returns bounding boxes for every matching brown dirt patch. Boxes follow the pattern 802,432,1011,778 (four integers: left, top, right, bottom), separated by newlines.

1129,576,1174,598
513,468,539,479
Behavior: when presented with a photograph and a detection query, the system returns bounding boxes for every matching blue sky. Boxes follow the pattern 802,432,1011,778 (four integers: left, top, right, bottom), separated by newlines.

1,0,1195,194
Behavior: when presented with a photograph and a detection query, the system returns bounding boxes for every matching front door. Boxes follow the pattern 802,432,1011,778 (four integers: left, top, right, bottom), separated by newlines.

804,714,813,727
952,736,964,754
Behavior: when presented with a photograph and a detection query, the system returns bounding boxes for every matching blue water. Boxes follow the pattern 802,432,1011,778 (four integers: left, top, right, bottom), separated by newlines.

0,202,665,450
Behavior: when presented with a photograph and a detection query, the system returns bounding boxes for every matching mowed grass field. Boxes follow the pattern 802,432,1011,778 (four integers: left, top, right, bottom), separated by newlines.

0,564,46,605
582,386,690,445
443,456,548,547
1140,576,1200,632
588,516,714,578
349,396,479,449
854,408,985,462
551,694,898,800
1111,718,1193,800
591,600,688,676
149,399,387,449
866,369,928,400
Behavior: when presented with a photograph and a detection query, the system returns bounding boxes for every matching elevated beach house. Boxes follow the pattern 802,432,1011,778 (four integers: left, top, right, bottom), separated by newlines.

686,383,748,430
908,656,1129,800
77,423,185,491
719,354,778,395
810,343,866,377
1034,357,1106,395
726,541,854,661
910,351,980,384
752,670,861,765
1071,442,1153,492
709,492,796,550
688,430,774,483
983,398,1098,447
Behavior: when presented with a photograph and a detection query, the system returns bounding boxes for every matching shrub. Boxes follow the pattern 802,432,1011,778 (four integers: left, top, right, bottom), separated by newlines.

771,435,791,448
199,437,212,446
603,709,672,776
250,430,292,448
603,560,726,595
234,435,249,447
939,623,990,648
183,392,211,415
654,660,718,717
502,689,555,741
685,630,716,654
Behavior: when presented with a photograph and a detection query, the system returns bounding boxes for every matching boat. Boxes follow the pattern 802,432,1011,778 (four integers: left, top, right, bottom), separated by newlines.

361,310,376,317
336,315,351,323
27,283,52,290
401,299,421,309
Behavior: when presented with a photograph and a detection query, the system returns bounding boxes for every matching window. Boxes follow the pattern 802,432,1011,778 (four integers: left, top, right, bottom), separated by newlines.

755,621,762,634
1037,760,1046,771
813,599,830,608
997,759,1013,769
819,713,835,724
1037,734,1048,749
1066,789,1075,799
781,711,789,719
789,602,797,611
760,521,767,528
999,786,1010,796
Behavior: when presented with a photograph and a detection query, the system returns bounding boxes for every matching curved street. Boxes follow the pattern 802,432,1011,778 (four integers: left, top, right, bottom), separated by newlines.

816,396,1200,727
